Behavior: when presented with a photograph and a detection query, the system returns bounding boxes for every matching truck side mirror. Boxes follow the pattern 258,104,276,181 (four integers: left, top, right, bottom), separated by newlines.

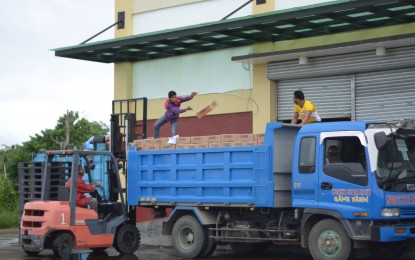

374,132,389,151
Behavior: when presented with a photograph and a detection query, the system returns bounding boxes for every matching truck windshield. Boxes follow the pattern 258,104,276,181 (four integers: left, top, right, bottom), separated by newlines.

376,135,415,192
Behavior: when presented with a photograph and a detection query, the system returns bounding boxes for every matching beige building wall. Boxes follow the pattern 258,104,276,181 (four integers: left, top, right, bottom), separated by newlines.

251,1,276,133
115,0,259,122
114,0,134,101
113,0,280,129
146,89,254,121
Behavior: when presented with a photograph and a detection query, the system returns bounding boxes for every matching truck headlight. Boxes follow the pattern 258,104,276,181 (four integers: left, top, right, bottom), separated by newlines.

381,208,400,217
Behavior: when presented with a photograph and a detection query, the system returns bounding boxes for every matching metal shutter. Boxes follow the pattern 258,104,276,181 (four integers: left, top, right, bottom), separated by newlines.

277,75,351,121
355,68,415,121
268,45,415,81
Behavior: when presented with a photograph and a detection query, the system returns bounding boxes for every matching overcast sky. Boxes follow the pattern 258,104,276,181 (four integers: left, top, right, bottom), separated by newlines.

0,0,114,147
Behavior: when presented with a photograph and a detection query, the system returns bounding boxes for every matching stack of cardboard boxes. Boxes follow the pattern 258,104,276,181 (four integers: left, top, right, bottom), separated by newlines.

134,133,265,151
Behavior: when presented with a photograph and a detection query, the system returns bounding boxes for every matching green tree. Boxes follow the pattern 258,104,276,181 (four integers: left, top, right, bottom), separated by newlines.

3,145,31,184
24,110,109,152
1,111,109,183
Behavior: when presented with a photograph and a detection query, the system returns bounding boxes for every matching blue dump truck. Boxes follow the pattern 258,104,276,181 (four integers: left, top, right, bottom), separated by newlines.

127,120,415,260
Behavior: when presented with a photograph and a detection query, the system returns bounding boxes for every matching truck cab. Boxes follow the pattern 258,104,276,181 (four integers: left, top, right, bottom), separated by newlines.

292,120,415,259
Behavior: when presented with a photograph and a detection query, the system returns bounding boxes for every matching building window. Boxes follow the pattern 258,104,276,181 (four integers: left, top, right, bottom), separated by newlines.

299,137,316,174
323,137,367,186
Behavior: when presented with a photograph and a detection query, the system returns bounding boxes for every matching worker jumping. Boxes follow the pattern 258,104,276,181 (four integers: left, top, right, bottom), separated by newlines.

153,90,197,138
291,90,321,126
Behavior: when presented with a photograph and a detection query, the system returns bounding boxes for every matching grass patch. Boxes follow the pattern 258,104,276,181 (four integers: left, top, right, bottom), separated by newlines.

0,210,19,228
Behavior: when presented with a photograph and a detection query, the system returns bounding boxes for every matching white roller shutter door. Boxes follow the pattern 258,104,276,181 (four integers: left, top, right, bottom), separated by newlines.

277,75,351,121
355,68,415,121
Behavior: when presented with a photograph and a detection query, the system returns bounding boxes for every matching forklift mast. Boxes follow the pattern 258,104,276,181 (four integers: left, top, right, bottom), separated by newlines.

110,98,148,161
110,98,147,221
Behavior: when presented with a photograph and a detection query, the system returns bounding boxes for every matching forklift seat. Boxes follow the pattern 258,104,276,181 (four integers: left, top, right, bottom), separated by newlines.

58,186,70,201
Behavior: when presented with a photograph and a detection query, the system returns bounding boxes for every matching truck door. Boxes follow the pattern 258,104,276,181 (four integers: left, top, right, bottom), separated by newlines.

318,132,372,218
292,134,320,208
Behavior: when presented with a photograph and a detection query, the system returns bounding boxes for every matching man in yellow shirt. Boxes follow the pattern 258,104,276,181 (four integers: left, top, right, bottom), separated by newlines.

291,90,321,126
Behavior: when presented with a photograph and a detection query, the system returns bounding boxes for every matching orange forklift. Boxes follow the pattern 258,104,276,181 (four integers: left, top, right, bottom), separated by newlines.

20,150,140,257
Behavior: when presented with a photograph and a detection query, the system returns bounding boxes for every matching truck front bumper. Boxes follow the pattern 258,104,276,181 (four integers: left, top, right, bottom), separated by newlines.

21,233,46,252
371,225,415,242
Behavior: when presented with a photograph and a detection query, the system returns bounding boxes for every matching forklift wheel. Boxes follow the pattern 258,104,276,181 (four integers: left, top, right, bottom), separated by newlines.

52,233,73,258
22,246,40,256
114,224,141,254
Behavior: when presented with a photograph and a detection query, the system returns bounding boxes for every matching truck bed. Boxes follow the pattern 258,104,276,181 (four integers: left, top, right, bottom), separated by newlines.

127,145,274,207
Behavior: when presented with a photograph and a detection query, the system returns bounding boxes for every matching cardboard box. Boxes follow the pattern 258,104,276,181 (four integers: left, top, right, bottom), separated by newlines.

206,135,221,143
160,144,176,150
221,134,238,142
238,134,254,142
221,142,233,147
232,142,245,147
258,140,264,145
177,137,191,144
142,145,160,150
176,144,189,149
134,140,144,147
209,143,221,148
143,139,154,146
196,101,218,119
254,133,265,141
187,144,197,149
196,143,208,149
154,138,169,146
191,136,208,144
244,141,258,146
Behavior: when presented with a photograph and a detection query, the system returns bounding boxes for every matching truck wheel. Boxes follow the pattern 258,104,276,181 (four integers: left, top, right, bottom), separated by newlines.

198,237,217,258
308,219,351,260
52,233,73,258
229,242,268,254
172,215,208,258
368,241,408,260
114,224,141,254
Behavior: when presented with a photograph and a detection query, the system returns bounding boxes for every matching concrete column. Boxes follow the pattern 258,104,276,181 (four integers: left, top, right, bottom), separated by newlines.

115,0,133,38
114,62,133,100
252,1,275,133
114,0,133,100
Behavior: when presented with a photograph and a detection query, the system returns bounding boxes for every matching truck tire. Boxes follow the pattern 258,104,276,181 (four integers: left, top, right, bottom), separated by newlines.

114,224,141,254
172,215,208,258
198,237,217,258
308,219,351,260
368,241,408,260
52,233,73,258
229,242,268,255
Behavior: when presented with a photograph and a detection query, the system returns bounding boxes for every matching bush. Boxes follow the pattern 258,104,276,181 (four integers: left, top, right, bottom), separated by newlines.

0,175,19,228
0,209,19,228
0,175,18,212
